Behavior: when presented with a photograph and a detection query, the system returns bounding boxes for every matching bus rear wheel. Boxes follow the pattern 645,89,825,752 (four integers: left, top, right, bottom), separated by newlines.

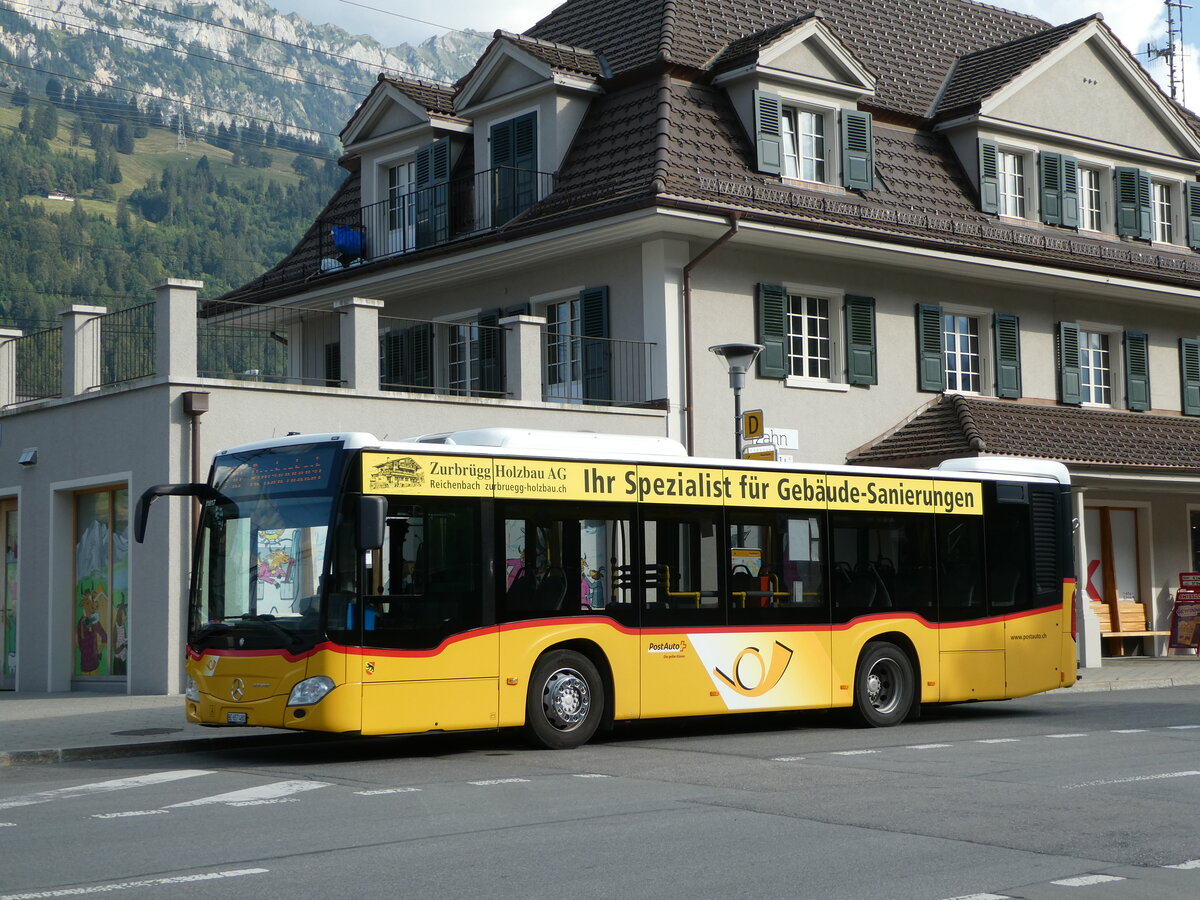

853,642,914,727
525,650,604,749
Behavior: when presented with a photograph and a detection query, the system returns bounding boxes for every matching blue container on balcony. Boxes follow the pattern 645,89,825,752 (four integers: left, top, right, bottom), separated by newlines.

331,224,365,259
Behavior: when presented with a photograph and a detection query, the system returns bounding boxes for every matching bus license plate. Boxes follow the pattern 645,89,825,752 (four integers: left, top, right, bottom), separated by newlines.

226,712,248,725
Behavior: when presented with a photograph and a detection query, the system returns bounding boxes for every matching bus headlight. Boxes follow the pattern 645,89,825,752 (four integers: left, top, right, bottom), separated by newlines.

185,676,200,703
288,676,335,707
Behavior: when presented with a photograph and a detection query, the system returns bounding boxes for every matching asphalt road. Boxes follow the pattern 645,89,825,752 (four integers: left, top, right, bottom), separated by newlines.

2,686,1199,900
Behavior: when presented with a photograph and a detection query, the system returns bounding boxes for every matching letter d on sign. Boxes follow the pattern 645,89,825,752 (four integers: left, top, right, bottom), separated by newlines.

743,409,764,441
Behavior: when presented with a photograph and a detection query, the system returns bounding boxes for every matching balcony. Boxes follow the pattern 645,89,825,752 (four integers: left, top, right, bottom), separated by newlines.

318,167,556,271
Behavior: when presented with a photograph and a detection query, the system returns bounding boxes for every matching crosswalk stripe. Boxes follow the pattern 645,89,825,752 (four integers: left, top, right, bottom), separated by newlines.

167,780,330,807
0,868,267,900
0,770,213,810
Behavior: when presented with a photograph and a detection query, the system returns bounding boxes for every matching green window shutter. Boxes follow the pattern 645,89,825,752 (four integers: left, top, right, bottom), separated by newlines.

405,322,433,393
580,286,611,403
994,313,1022,399
753,91,783,176
978,139,999,214
916,304,945,392
414,138,450,247
840,109,874,190
755,283,787,378
1057,321,1082,406
478,308,503,396
1181,338,1200,416
845,294,877,386
1185,182,1200,250
324,342,341,388
1039,151,1062,225
1115,167,1152,240
1061,156,1080,228
1124,331,1150,411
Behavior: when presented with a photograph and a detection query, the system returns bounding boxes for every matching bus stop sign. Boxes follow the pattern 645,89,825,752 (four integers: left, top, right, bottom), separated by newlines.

743,409,764,441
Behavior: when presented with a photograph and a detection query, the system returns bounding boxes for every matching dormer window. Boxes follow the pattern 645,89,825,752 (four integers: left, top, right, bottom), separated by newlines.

997,150,1026,218
1152,181,1175,244
753,91,873,190
781,107,826,182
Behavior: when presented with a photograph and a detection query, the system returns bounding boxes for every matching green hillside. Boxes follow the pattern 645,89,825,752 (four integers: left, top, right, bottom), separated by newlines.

0,92,343,328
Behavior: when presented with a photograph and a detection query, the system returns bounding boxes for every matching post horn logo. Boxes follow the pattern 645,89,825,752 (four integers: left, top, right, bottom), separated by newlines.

713,641,793,697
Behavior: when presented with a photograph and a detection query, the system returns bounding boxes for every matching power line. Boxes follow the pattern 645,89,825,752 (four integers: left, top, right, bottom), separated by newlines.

2,3,375,98
112,0,456,86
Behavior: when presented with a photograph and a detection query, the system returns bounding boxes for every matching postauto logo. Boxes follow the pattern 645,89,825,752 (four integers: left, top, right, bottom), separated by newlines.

712,641,794,698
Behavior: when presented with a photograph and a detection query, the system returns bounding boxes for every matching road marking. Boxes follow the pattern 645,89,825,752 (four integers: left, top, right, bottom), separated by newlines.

573,773,611,778
91,809,170,819
0,868,268,899
1046,733,1088,739
772,756,807,762
0,770,213,810
1050,874,1124,887
1111,729,1147,733
1165,859,1200,869
906,743,952,750
831,749,879,756
167,780,329,807
468,778,531,786
942,893,1012,899
975,738,1020,744
1167,725,1200,730
1065,770,1200,789
354,787,422,796
0,822,14,828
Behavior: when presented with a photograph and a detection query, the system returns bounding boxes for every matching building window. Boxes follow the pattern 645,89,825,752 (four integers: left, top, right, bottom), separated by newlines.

1079,330,1111,405
998,151,1025,218
786,293,832,379
448,322,482,395
1080,166,1103,232
944,313,981,393
1152,182,1174,243
387,160,416,253
781,108,826,183
546,297,583,401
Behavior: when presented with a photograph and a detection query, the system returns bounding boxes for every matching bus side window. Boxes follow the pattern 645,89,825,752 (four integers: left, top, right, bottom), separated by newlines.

641,512,721,626
936,516,986,621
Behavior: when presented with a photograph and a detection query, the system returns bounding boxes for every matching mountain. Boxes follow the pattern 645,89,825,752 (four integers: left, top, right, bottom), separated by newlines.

0,0,489,149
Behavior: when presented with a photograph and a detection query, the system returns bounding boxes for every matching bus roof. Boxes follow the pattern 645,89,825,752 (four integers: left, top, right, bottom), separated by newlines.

214,432,1069,485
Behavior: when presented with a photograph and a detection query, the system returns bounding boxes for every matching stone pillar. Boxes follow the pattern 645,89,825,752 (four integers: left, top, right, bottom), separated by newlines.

501,314,546,402
0,328,21,407
334,297,384,394
60,305,106,398
155,278,203,382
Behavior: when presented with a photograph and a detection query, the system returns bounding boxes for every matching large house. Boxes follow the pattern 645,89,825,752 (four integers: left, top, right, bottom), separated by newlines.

4,0,1199,694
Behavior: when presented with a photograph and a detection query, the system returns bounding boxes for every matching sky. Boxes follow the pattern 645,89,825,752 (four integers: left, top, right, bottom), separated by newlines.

274,1,1200,105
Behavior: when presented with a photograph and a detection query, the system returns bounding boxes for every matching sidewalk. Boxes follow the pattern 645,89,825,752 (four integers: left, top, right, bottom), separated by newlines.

1,657,1198,766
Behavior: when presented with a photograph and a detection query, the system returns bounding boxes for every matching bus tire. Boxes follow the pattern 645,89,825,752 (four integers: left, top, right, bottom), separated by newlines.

852,642,914,727
525,650,604,749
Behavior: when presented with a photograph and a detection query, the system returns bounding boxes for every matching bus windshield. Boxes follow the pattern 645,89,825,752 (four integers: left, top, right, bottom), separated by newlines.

189,442,344,651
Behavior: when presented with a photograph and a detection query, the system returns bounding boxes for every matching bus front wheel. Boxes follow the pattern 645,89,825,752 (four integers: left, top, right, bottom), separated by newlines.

525,650,604,749
853,642,914,727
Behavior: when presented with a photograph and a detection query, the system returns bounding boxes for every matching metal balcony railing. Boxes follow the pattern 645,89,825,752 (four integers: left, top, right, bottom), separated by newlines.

318,167,555,270
12,327,63,404
378,316,508,398
198,299,344,386
97,303,156,388
543,331,656,407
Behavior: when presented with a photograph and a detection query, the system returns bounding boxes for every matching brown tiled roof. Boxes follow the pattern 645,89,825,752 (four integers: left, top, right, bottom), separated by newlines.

933,15,1096,118
491,30,608,78
528,0,1048,117
706,14,821,73
340,75,462,141
849,394,1200,472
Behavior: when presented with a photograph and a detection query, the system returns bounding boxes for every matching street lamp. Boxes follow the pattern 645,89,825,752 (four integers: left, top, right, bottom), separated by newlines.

709,342,763,458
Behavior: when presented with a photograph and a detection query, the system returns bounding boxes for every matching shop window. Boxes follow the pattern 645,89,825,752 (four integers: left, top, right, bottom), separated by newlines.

73,487,129,679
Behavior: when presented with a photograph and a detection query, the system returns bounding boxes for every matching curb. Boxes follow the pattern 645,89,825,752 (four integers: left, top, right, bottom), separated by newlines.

0,733,336,767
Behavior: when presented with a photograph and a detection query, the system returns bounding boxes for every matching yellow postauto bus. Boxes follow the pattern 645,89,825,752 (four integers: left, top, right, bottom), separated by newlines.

135,428,1077,749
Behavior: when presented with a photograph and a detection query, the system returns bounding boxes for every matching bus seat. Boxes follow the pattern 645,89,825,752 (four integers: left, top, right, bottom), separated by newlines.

534,567,567,612
507,570,536,607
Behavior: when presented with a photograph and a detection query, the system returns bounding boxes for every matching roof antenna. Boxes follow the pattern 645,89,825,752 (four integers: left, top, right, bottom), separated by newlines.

1144,0,1190,103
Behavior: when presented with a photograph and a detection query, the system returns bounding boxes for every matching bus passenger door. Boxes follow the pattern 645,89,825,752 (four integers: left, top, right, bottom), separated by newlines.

358,499,499,735
937,514,1006,701
1004,487,1066,696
